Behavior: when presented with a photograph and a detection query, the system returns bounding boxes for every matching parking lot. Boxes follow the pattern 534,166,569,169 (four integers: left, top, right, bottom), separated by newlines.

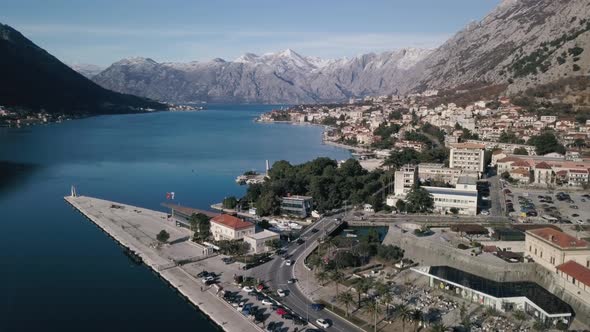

502,184,590,225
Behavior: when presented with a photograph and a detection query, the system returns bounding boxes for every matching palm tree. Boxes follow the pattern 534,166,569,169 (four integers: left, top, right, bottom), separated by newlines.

397,304,412,332
354,277,373,308
337,291,355,317
330,270,345,299
429,323,448,332
364,299,383,332
410,310,423,332
380,291,394,320
315,270,329,286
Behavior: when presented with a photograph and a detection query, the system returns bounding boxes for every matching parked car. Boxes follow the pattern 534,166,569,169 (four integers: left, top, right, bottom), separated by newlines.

197,270,209,278
276,307,287,316
310,303,324,311
287,278,297,284
277,289,286,297
285,260,293,266
480,210,490,216
201,276,214,283
311,228,319,233
242,286,254,292
316,318,331,328
261,298,273,305
266,322,278,332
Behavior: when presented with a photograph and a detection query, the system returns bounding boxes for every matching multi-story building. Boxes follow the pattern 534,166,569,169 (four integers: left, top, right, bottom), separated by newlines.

280,195,313,218
449,143,486,175
525,228,590,271
243,229,280,254
210,214,255,241
394,164,418,196
418,163,463,185
423,176,478,215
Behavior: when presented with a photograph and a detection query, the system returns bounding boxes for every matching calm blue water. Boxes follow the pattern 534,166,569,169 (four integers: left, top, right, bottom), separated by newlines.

0,105,350,332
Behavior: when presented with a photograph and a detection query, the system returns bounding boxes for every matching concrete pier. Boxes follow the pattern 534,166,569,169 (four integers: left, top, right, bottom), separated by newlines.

64,195,262,332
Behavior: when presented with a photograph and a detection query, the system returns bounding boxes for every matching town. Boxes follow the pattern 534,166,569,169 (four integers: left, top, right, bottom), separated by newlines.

64,90,590,332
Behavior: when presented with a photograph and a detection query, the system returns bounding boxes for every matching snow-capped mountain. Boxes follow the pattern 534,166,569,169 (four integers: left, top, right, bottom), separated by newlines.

92,48,431,103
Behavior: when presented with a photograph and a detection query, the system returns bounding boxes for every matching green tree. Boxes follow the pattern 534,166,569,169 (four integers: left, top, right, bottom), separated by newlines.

330,270,345,300
384,149,419,169
410,310,423,332
354,277,373,308
380,291,394,320
513,147,528,155
572,138,586,150
395,199,407,212
499,131,525,144
265,238,282,251
364,299,383,332
156,230,170,243
397,304,412,332
222,196,238,209
527,130,566,155
450,207,459,215
189,213,211,241
315,269,330,286
430,323,448,332
405,184,434,213
337,291,355,317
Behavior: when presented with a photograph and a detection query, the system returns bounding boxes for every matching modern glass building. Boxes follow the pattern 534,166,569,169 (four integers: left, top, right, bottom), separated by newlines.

412,266,573,325
280,195,313,218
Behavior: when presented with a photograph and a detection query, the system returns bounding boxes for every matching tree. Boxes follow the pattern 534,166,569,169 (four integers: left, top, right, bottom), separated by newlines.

364,299,383,332
380,291,394,320
513,147,528,155
410,310,423,332
156,230,170,243
572,138,586,150
189,213,211,241
354,277,373,308
315,270,330,286
265,238,282,251
330,270,345,300
395,199,407,212
499,131,525,144
527,130,566,155
405,184,434,213
397,304,412,332
449,207,459,215
384,148,419,169
222,196,238,209
430,323,448,332
337,291,355,317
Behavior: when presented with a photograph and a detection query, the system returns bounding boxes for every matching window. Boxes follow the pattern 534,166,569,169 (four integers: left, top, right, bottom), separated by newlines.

572,277,576,285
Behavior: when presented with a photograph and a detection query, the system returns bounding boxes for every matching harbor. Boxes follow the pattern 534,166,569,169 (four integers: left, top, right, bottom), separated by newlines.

64,194,263,332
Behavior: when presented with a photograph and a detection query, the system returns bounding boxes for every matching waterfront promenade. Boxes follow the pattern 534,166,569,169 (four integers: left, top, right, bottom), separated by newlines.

64,195,262,332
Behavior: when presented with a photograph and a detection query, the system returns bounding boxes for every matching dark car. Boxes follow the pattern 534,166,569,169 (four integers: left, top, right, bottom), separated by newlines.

311,228,319,233
310,303,324,311
197,270,209,278
296,238,305,245
526,210,538,217
293,317,307,325
282,314,294,320
266,322,277,332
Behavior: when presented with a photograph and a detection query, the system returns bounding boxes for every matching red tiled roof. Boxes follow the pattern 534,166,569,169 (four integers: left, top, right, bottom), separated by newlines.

557,261,590,287
497,156,522,163
211,214,254,230
528,228,590,249
569,169,589,174
512,160,531,167
535,162,552,170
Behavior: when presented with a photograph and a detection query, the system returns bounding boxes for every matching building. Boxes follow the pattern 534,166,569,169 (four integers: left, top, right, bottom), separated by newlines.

555,261,590,302
210,214,255,241
525,228,590,271
420,176,478,215
162,203,218,228
280,195,313,218
449,143,486,175
394,164,418,196
418,163,463,184
412,266,572,324
243,230,280,254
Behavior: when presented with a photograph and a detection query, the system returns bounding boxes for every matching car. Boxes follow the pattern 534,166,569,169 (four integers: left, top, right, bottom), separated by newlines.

480,210,490,216
277,289,286,297
526,211,538,217
261,298,273,305
334,218,342,222
201,276,214,283
582,198,587,202
222,257,235,264
242,286,254,292
287,278,297,284
238,300,247,310
248,291,257,296
316,318,331,328
265,322,277,332
285,259,293,266
310,303,324,311
242,303,252,314
197,270,209,278
572,214,580,217
311,228,319,233
296,238,305,245
205,279,216,286
276,307,287,316
256,293,265,301
570,205,579,209
271,304,279,311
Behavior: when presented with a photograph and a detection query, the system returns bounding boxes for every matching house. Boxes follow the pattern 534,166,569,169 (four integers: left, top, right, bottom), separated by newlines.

525,228,590,271
243,230,280,254
210,214,255,241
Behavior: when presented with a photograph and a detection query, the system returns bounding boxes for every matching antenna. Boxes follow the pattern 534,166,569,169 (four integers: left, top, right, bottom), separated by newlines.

70,185,77,197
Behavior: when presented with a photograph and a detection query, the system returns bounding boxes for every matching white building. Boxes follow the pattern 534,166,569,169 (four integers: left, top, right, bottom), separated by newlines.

394,164,418,196
243,230,280,254
423,176,478,216
210,214,255,241
449,143,486,175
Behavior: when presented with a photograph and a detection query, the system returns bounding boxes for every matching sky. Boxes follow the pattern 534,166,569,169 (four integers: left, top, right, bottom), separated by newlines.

0,0,500,67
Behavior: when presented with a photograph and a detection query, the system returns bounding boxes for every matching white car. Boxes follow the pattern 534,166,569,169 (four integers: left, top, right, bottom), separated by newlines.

201,276,214,283
238,300,247,309
480,210,490,216
242,286,254,292
261,298,273,305
277,289,286,297
285,259,293,266
316,318,330,328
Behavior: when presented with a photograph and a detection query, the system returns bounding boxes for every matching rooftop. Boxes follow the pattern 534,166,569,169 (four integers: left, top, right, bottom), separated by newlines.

282,195,313,201
451,142,485,150
457,175,477,186
162,203,219,218
211,214,254,230
423,186,478,197
245,229,280,240
527,228,589,250
557,260,590,287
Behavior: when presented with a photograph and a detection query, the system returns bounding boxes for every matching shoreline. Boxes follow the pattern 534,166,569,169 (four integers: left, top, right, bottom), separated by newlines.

64,195,262,332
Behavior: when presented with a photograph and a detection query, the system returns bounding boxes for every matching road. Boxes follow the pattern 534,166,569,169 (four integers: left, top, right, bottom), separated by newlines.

250,214,364,332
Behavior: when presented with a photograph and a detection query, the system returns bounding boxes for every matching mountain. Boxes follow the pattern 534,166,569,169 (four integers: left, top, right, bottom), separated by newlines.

402,0,590,95
69,63,104,78
93,48,431,104
0,23,166,114
93,0,589,104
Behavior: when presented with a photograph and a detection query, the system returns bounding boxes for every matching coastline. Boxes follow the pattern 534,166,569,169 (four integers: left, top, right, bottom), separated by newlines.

64,195,262,332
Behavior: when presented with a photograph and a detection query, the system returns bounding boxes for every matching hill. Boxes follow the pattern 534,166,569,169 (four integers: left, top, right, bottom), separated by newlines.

0,23,166,114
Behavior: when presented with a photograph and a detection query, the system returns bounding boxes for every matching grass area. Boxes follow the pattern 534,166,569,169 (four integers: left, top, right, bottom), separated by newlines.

317,299,372,332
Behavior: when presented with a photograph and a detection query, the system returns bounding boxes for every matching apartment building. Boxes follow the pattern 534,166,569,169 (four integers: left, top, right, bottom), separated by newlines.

394,164,418,196
449,143,486,175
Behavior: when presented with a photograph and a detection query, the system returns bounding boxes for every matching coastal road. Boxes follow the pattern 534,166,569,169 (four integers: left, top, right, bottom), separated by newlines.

250,214,364,332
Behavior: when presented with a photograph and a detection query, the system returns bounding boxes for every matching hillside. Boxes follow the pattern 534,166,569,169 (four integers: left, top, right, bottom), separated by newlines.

0,23,166,114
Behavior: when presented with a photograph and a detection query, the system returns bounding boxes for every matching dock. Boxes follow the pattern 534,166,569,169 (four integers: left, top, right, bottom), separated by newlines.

64,195,262,332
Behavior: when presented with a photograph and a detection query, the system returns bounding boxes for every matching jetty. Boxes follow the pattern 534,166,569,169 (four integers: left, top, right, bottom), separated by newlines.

64,194,262,332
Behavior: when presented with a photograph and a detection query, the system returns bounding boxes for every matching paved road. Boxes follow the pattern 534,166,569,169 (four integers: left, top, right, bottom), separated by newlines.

250,214,364,332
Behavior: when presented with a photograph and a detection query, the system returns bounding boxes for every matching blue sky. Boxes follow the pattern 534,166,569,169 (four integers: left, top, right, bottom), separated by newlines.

0,0,499,66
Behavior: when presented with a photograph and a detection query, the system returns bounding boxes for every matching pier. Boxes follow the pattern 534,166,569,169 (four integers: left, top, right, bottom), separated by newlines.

64,195,262,332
